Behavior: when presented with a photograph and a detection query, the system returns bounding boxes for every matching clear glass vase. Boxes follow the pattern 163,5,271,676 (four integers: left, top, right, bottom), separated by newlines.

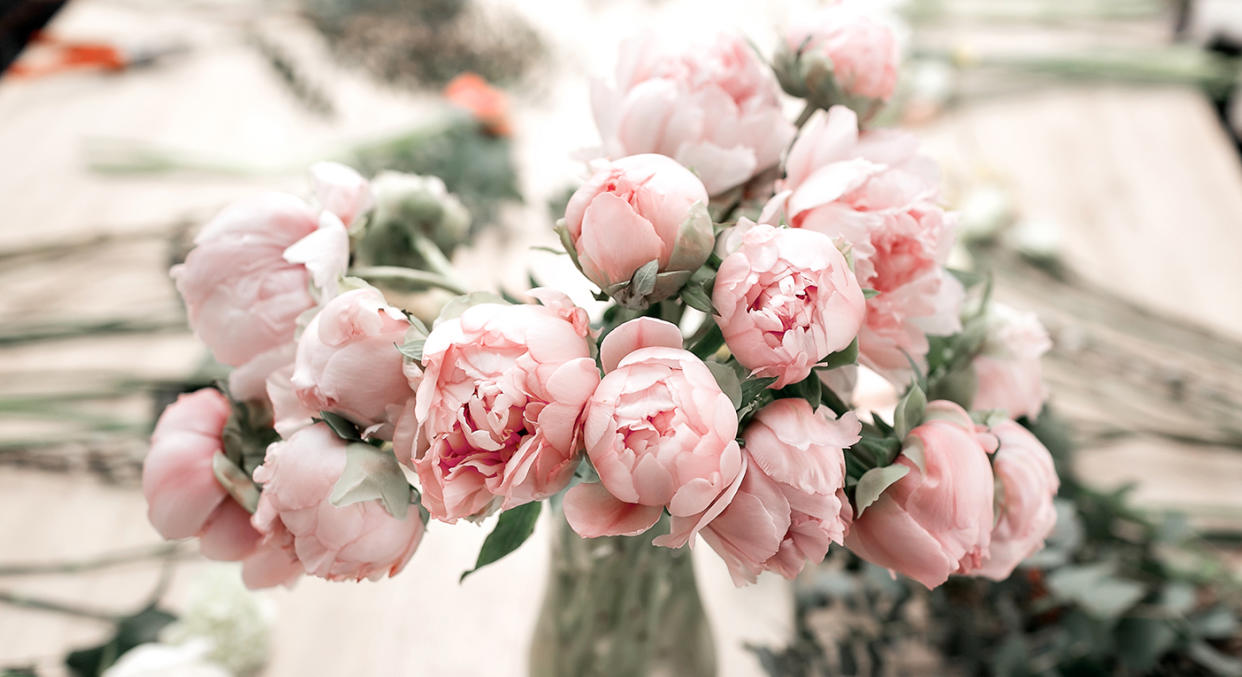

528,512,718,677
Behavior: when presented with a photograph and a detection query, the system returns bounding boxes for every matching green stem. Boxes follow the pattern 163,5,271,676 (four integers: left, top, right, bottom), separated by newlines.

0,317,185,346
0,543,185,577
410,233,469,291
348,266,469,296
0,589,121,622
793,102,817,130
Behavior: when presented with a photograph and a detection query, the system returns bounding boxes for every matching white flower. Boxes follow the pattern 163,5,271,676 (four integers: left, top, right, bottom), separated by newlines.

160,564,276,676
103,640,229,677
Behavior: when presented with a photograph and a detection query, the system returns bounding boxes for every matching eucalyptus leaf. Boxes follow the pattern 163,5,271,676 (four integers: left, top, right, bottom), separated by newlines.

329,443,412,519
861,288,880,299
1046,563,1145,619
854,464,909,517
460,501,542,582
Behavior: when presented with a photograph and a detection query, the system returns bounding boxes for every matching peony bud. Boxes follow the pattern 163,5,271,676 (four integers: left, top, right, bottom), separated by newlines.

561,154,714,309
976,420,1059,580
354,172,470,269
775,2,899,119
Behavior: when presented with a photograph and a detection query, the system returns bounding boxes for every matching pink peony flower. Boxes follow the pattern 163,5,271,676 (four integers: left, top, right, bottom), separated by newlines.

291,285,415,437
172,164,370,389
401,291,599,521
845,401,996,589
309,161,373,229
565,323,742,547
778,2,900,106
700,398,860,584
563,154,713,308
976,419,1059,580
592,32,795,195
252,423,424,581
143,388,302,588
971,304,1052,420
764,106,962,384
713,222,866,388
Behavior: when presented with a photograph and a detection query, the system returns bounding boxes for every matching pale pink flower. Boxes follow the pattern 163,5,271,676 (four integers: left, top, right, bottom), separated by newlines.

143,389,303,588
172,164,369,389
780,2,900,104
713,222,865,388
563,154,713,308
565,329,742,546
592,32,795,195
252,423,424,581
402,291,599,521
976,419,1059,580
764,106,962,384
845,401,996,589
291,286,415,437
701,399,860,584
972,304,1052,420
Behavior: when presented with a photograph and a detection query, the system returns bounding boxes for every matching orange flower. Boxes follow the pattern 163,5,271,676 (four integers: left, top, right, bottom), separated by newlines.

444,72,511,136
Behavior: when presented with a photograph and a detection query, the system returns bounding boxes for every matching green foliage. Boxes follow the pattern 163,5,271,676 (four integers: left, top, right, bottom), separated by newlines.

460,501,542,582
66,607,176,677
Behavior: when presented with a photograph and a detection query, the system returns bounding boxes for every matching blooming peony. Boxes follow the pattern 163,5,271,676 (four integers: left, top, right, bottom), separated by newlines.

565,320,742,547
976,419,1059,580
562,154,713,308
776,2,900,110
252,423,424,581
172,164,370,396
714,222,865,388
971,304,1052,420
592,32,795,195
291,285,415,437
400,291,599,521
700,399,860,584
142,388,302,588
845,401,996,588
765,106,962,383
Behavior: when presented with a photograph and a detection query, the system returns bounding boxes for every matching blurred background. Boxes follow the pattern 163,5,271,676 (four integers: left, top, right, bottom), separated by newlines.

0,0,1240,675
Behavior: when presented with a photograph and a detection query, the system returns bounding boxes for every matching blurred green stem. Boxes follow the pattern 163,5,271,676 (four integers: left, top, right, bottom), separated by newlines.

349,266,468,296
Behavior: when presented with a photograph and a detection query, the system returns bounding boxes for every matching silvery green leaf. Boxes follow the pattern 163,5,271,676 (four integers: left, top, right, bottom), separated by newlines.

554,221,582,270
862,288,880,299
706,361,743,409
436,291,507,327
460,501,541,582
1046,563,1145,619
854,464,909,517
680,283,716,315
319,411,362,442
630,259,660,298
819,338,859,370
329,443,411,519
211,452,260,513
893,383,927,440
397,337,425,362
1189,641,1242,677
901,437,927,474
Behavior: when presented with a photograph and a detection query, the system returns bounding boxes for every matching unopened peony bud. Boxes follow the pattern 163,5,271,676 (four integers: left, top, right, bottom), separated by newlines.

775,2,899,120
354,172,470,269
561,154,714,309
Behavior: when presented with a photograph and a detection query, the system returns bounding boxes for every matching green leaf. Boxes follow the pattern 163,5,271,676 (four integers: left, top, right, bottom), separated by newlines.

397,337,426,362
818,338,859,370
793,374,822,407
319,411,362,442
66,606,177,677
1192,605,1239,639
740,376,779,405
946,267,986,289
1189,641,1242,677
531,244,566,255
630,259,660,298
854,464,909,517
1046,563,1146,619
861,288,880,299
892,383,927,439
1117,617,1179,672
554,221,582,269
680,283,716,315
705,361,743,409
330,443,412,519
211,451,260,513
460,501,542,582
436,291,507,327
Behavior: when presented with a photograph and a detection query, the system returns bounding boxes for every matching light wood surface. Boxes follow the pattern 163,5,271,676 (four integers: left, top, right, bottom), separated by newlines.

0,0,1239,675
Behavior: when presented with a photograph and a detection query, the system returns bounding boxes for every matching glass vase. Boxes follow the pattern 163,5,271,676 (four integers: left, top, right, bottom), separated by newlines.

528,512,717,677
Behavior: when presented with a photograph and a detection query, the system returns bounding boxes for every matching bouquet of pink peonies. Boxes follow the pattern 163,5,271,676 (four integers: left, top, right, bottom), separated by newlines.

143,1,1060,671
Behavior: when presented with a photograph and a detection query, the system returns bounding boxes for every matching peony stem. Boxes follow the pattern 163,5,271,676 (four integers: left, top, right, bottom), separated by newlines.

348,266,469,296
793,102,817,130
0,543,186,577
409,233,469,292
688,321,725,360
0,589,121,622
